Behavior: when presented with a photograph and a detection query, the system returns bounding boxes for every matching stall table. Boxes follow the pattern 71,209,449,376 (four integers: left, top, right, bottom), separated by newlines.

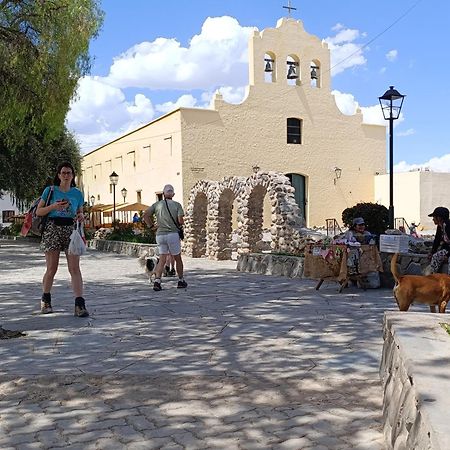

303,244,383,292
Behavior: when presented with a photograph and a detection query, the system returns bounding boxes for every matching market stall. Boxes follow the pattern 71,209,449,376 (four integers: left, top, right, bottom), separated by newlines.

303,243,383,292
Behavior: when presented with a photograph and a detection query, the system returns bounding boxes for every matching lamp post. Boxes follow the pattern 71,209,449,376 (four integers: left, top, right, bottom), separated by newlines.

109,171,119,229
379,86,405,229
121,187,127,203
90,195,95,228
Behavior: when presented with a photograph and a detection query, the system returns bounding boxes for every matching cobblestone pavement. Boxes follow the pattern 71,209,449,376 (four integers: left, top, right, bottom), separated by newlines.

0,240,396,449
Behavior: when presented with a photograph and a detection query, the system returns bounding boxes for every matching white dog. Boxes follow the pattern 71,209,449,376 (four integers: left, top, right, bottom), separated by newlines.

138,254,160,283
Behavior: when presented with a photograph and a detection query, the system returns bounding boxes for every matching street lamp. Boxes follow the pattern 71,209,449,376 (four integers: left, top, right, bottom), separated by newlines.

378,86,405,229
109,171,119,228
121,187,127,203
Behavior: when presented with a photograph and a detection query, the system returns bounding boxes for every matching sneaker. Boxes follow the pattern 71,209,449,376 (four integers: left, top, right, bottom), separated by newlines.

74,297,89,317
177,280,188,289
169,268,176,277
40,301,53,314
153,281,162,291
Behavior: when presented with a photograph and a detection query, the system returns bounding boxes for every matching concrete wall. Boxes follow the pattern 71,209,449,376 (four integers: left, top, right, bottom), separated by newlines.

374,171,450,230
81,110,184,208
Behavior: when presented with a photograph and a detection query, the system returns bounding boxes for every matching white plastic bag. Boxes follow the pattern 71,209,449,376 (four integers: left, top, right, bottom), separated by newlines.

68,222,87,256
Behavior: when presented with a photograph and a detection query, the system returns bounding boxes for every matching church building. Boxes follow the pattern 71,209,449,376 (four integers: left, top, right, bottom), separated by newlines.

81,17,386,227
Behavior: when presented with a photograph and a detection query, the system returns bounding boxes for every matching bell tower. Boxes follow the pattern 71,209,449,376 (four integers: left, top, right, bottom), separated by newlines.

248,18,331,91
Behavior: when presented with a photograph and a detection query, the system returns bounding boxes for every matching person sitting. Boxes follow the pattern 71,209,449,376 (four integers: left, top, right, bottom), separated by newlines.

132,213,140,223
344,217,372,244
427,207,450,274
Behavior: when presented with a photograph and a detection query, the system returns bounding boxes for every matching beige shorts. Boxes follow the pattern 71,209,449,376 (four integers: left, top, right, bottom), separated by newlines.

156,232,181,256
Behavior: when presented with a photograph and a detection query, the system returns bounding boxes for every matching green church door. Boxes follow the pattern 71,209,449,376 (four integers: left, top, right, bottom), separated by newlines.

286,173,306,224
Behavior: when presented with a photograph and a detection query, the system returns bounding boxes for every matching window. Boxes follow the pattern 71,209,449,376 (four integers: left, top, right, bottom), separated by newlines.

136,190,142,203
2,210,15,223
156,192,163,201
287,118,302,144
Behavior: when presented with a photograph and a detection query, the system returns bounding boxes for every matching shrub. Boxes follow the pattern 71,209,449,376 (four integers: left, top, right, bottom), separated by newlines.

106,223,156,244
342,202,389,236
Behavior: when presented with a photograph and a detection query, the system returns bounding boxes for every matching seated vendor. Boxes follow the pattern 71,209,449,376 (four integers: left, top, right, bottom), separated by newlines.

344,217,372,244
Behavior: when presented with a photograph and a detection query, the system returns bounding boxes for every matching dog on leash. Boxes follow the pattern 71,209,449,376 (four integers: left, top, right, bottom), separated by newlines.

391,252,450,313
138,254,159,283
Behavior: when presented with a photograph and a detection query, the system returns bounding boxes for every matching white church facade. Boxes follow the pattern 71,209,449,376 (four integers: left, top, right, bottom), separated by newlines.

81,17,387,227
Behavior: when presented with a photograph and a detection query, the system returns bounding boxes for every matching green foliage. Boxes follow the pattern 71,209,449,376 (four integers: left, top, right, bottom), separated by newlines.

0,223,22,236
0,0,104,145
0,128,82,207
342,202,389,235
106,224,156,244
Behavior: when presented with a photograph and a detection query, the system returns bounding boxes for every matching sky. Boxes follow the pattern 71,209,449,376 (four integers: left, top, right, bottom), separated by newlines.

66,0,450,172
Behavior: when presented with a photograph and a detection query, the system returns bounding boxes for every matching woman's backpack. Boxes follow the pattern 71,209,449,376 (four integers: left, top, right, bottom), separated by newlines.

20,187,54,237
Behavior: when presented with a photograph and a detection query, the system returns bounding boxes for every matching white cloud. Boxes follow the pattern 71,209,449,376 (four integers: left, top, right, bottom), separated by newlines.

397,128,415,137
386,49,398,62
67,76,155,153
325,26,367,75
332,90,358,115
155,94,199,114
395,154,450,172
104,16,255,90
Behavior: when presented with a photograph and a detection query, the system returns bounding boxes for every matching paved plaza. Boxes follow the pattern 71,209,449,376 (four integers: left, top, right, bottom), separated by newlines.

0,240,397,449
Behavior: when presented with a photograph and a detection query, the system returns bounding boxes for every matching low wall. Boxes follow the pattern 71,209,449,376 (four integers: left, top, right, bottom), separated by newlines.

88,239,158,257
237,252,437,288
380,312,450,449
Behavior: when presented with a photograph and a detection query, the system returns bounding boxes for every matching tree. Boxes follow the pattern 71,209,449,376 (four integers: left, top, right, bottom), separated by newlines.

0,128,82,208
342,202,389,236
0,0,103,198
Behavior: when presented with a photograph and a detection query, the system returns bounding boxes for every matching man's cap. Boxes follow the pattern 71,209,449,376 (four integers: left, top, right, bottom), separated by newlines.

352,217,365,225
163,184,174,195
428,206,449,219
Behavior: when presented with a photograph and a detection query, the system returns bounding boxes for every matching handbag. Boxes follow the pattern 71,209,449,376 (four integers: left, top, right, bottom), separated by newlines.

21,187,54,237
164,198,184,240
68,222,87,255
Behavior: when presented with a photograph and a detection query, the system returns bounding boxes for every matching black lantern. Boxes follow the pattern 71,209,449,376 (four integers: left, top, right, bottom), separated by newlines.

121,187,127,203
378,86,405,229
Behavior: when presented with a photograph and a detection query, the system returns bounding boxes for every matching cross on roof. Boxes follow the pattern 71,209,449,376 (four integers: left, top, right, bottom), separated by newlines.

283,0,297,17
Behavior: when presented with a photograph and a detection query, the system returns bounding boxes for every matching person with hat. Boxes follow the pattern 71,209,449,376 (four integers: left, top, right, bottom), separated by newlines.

143,184,187,291
427,206,450,274
344,217,372,244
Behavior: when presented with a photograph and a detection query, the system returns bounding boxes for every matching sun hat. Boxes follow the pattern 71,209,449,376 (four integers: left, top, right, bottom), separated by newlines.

352,217,365,226
163,184,174,195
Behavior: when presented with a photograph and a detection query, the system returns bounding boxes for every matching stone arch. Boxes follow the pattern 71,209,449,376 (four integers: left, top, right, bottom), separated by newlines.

264,51,277,83
183,180,213,258
185,171,306,260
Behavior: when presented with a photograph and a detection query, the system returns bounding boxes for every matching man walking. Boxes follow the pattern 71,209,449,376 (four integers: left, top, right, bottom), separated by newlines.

143,184,187,291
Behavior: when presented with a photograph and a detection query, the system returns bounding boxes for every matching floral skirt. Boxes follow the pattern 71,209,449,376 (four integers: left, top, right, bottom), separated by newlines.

40,221,74,252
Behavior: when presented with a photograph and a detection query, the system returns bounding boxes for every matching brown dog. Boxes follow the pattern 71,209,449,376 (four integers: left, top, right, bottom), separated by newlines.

391,253,450,313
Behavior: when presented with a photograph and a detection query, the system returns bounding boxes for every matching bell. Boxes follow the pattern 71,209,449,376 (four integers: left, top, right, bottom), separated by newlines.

287,64,298,79
264,60,273,72
310,67,318,80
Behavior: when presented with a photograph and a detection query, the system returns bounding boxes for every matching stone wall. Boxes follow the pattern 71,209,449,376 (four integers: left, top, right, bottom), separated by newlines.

380,312,450,450
88,239,159,258
183,171,312,260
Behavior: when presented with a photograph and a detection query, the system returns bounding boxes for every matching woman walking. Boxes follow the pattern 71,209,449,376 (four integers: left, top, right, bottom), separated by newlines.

36,162,89,317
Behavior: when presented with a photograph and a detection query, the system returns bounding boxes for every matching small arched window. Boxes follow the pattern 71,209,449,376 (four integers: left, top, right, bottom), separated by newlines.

264,52,276,83
310,60,321,88
287,118,302,144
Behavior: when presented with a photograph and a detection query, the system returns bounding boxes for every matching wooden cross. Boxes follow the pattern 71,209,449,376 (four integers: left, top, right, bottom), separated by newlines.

283,0,297,17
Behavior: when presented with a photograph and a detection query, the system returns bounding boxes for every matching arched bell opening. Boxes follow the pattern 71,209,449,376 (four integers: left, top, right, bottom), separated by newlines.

264,51,277,83
310,59,321,88
191,192,208,258
286,54,300,86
